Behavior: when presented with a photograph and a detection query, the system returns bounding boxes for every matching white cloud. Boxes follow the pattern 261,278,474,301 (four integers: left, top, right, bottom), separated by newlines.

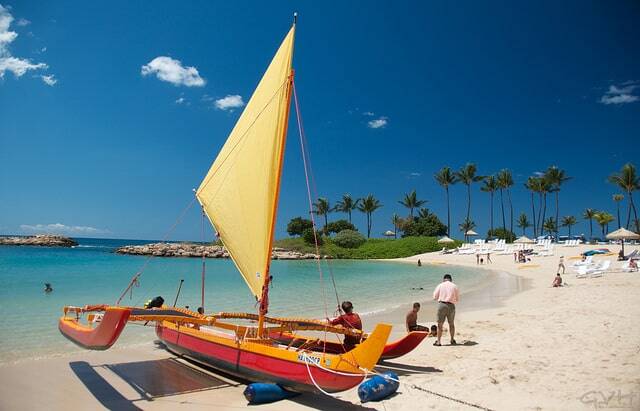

410,172,421,177
215,94,245,111
367,116,388,129
0,5,51,80
175,96,185,104
20,223,110,235
599,82,639,105
40,73,56,86
16,18,29,26
363,111,375,116
141,56,205,87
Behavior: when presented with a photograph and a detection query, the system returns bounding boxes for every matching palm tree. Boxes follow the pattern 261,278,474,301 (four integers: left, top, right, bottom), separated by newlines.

455,163,484,223
583,208,597,240
612,194,624,229
517,213,531,236
538,177,552,238
357,195,382,238
608,163,640,233
334,194,360,223
544,166,571,241
434,166,457,237
595,212,614,237
543,217,557,236
417,208,432,219
480,175,498,239
497,169,514,233
313,198,331,233
391,213,401,239
560,215,577,237
398,190,427,218
524,177,539,237
458,218,476,243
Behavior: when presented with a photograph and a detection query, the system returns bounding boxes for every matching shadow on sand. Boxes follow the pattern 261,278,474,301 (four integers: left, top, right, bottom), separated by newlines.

70,357,240,408
376,360,443,376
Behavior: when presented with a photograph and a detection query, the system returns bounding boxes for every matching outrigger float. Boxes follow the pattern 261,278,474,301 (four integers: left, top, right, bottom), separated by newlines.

59,16,427,394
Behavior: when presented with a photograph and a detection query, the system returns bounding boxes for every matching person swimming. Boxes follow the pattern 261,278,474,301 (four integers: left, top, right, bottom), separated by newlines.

44,283,53,293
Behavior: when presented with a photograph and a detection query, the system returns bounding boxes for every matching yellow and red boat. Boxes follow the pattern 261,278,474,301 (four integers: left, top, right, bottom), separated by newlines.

59,17,397,394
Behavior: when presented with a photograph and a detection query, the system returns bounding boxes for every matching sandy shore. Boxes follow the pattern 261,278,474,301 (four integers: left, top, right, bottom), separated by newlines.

1,244,639,410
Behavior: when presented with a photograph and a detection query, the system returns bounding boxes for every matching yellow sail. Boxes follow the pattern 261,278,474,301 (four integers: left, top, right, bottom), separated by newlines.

196,26,295,299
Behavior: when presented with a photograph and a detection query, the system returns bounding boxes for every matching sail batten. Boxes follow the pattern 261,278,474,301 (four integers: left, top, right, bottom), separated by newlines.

196,26,295,300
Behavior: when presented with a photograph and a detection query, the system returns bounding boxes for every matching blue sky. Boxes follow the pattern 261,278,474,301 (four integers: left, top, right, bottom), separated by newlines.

1,1,639,241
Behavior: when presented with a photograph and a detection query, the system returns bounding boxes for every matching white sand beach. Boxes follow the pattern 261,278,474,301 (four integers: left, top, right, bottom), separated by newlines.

1,244,639,410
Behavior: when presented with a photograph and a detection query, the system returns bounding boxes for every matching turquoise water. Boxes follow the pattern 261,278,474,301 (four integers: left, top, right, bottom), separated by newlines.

0,238,487,363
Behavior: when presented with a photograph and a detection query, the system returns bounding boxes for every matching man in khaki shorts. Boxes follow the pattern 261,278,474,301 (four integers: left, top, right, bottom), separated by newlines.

432,273,459,346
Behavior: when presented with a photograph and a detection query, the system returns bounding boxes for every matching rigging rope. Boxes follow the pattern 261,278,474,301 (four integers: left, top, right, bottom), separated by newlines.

116,196,197,306
292,80,341,315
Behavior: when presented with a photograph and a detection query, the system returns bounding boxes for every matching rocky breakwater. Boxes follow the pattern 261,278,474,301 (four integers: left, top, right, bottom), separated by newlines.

0,234,78,247
115,243,319,260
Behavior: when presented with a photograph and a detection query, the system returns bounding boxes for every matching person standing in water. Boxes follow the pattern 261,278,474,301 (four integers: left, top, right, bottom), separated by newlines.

44,283,53,293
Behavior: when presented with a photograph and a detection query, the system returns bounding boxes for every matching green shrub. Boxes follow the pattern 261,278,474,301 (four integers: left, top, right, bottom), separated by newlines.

487,228,516,243
302,228,324,246
325,219,357,235
333,229,366,248
287,217,314,236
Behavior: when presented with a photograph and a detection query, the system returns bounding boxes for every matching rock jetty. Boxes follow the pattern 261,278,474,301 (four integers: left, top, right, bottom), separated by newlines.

0,234,78,247
115,243,319,260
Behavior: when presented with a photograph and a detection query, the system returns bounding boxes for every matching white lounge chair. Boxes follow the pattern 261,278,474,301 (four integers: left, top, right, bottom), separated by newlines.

576,260,611,278
571,255,593,268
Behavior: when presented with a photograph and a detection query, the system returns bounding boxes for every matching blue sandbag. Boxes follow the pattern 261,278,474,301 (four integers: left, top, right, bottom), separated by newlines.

243,383,296,404
358,371,400,403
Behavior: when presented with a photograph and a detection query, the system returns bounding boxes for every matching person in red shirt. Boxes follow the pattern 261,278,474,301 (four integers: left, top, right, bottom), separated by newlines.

328,301,362,350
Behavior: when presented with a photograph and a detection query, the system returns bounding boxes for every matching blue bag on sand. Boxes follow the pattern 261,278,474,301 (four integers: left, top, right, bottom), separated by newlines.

358,371,400,403
243,383,296,404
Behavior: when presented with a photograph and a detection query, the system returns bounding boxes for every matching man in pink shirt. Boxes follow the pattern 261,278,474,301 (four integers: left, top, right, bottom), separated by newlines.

432,274,459,346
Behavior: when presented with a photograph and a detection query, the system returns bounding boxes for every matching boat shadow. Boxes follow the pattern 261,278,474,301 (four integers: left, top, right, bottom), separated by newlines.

376,360,443,376
287,392,380,410
69,357,240,408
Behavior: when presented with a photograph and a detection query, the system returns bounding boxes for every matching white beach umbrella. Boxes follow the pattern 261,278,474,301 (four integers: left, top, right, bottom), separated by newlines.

465,230,478,236
383,230,396,237
514,236,535,244
606,227,640,255
437,236,455,244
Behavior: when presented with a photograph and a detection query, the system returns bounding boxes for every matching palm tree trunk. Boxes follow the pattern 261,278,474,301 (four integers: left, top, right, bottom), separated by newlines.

508,189,514,234
569,224,572,237
466,184,471,222
499,188,506,232
626,199,632,229
489,193,494,239
446,187,451,237
348,210,351,224
555,191,560,241
537,193,544,237
589,218,593,240
629,192,640,233
541,193,547,235
530,192,536,237
616,202,621,229
367,213,371,238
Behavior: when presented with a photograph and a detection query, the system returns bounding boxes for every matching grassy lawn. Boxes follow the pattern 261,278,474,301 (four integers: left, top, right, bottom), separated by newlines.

273,236,459,259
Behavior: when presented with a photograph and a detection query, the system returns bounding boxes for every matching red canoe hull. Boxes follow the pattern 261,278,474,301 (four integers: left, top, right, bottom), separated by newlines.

59,307,131,350
156,324,365,393
380,331,429,360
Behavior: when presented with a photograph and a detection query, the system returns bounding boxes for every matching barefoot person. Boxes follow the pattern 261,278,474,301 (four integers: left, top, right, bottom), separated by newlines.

406,302,429,332
328,301,362,350
433,274,459,346
552,273,563,287
557,256,565,274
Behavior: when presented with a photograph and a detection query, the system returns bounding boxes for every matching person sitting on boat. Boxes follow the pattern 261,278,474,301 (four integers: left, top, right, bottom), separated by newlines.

197,307,204,315
328,301,362,350
406,302,428,332
44,283,53,293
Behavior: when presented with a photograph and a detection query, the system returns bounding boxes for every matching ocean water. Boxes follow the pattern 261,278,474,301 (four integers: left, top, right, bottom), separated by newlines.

0,238,487,363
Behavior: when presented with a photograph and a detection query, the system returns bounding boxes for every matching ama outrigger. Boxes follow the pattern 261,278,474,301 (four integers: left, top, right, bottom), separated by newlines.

59,17,425,394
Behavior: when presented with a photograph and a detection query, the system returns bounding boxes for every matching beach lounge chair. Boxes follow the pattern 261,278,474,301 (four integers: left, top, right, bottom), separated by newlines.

571,255,593,268
576,260,611,278
621,259,638,272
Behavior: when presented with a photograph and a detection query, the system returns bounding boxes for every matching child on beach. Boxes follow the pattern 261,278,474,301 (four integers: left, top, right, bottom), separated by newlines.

552,273,563,287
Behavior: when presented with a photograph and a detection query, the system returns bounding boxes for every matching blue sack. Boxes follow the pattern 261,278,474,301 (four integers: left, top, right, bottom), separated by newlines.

243,383,296,404
358,371,400,402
